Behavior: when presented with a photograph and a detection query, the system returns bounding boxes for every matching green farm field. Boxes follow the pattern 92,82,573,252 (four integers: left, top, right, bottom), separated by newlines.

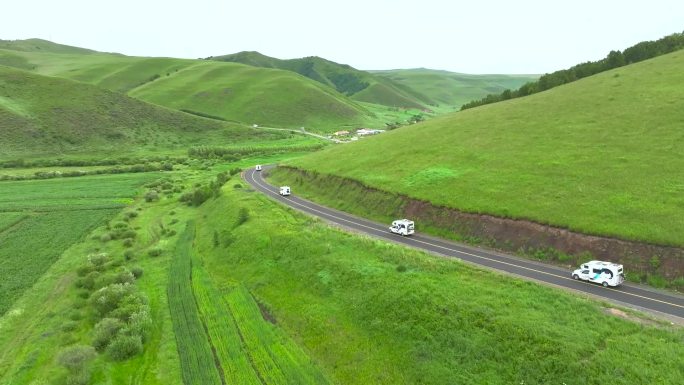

286,51,684,247
0,173,160,316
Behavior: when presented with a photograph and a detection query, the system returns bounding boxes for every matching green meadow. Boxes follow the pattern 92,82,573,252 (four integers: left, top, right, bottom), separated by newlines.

286,51,684,247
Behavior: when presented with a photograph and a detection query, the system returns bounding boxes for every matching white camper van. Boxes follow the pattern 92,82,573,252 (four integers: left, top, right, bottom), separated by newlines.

572,261,624,287
255,165,262,171
279,186,291,196
389,219,415,236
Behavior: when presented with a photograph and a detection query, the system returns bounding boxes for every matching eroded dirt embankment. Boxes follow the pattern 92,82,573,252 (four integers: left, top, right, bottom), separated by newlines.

274,166,684,284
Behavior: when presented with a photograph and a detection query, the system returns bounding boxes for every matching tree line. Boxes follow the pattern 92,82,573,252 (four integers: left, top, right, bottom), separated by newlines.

461,31,684,111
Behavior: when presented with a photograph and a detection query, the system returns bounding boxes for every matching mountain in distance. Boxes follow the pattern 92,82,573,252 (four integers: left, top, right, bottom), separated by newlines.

210,51,430,109
371,68,538,110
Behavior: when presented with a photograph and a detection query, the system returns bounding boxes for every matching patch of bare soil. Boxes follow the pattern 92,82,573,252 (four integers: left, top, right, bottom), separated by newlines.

603,307,680,328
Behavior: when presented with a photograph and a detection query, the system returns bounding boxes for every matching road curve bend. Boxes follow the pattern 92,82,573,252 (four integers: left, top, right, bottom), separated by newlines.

243,166,684,321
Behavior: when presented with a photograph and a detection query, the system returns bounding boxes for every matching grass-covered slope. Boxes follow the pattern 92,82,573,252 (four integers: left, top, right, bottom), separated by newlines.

371,69,537,109
0,65,271,158
0,38,96,54
0,43,377,132
286,51,684,247
211,51,429,109
128,61,374,130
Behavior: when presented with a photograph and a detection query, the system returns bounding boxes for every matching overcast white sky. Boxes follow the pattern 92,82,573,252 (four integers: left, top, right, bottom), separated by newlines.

2,0,682,74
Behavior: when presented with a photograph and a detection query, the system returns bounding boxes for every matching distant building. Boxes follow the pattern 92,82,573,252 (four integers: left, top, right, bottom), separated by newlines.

356,128,385,136
333,130,350,136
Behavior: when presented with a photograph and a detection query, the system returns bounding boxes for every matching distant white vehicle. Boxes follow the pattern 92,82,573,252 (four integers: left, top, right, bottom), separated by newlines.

279,186,291,196
389,219,415,236
572,260,625,287
255,165,262,171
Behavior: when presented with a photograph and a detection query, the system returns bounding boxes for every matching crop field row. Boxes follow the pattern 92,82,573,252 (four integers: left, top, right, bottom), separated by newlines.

0,173,161,208
191,264,262,385
0,209,117,315
168,223,223,385
225,285,330,385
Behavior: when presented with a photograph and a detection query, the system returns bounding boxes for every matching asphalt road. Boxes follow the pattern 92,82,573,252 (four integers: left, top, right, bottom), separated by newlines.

244,166,684,321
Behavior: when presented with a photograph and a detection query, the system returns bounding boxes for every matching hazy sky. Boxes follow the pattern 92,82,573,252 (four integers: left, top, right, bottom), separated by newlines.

2,0,682,74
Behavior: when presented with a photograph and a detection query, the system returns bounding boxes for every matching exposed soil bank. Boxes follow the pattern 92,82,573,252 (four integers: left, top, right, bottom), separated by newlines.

271,166,683,288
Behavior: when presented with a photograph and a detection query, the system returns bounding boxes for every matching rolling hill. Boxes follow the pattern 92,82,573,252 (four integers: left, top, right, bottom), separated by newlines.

371,68,537,109
210,51,431,108
0,43,378,132
283,50,684,247
0,65,289,158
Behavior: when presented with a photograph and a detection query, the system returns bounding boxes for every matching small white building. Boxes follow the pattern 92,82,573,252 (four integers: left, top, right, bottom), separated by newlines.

356,128,385,136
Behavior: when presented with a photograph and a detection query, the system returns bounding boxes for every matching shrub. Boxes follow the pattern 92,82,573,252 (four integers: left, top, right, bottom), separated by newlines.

57,345,96,385
100,233,112,243
396,264,408,273
131,267,143,279
92,318,124,352
234,183,242,189
124,211,138,219
88,253,110,269
123,250,135,261
235,207,249,227
169,218,179,225
122,238,133,247
89,283,136,316
107,334,143,361
128,309,152,341
144,190,159,202
76,264,93,277
147,248,162,257
113,269,135,285
650,255,661,271
165,229,177,237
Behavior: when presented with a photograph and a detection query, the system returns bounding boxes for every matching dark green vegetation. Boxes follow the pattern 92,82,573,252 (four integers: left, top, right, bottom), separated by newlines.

462,31,684,110
286,51,684,247
0,173,158,316
371,69,537,110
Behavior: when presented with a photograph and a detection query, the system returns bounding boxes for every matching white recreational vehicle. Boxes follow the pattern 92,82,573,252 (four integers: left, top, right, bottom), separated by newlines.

279,186,291,196
389,219,415,236
255,165,262,171
572,260,625,287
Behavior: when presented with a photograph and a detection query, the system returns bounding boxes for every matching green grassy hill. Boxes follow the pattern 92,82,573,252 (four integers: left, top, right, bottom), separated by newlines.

211,52,430,109
0,38,97,54
0,65,287,158
285,51,684,247
371,68,537,109
0,44,377,132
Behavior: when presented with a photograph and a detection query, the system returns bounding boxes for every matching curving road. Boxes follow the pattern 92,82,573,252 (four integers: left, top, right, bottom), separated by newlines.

244,166,684,321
